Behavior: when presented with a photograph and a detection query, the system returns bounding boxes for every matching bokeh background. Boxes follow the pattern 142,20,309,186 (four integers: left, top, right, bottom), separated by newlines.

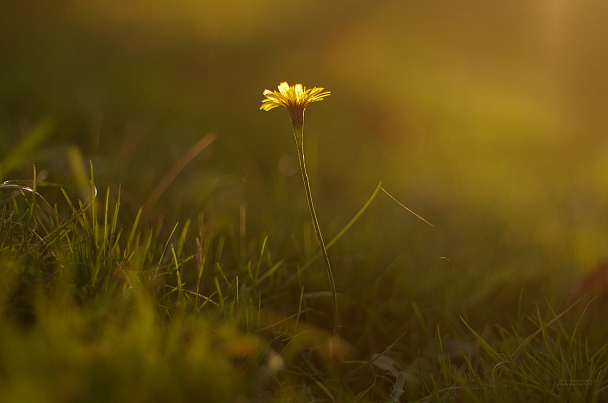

2,0,608,294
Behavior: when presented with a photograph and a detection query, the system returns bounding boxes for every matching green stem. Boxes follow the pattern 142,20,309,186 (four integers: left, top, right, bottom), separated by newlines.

293,124,340,335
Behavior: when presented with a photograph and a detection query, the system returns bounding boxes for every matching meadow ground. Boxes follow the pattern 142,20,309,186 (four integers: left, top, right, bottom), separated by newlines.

2,1,608,401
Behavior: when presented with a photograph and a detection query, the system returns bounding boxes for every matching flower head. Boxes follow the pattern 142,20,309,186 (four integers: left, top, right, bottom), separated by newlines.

260,82,330,128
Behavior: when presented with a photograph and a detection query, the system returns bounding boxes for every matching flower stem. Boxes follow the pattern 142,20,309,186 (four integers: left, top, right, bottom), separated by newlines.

292,124,340,336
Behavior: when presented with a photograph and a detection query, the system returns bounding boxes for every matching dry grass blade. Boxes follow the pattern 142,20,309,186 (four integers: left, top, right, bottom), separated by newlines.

146,132,217,208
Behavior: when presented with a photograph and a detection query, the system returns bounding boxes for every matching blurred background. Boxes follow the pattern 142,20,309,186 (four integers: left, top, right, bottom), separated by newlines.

2,0,608,293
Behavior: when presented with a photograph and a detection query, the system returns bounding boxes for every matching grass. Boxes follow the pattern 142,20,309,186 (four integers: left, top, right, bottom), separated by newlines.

2,4,608,401
1,143,607,402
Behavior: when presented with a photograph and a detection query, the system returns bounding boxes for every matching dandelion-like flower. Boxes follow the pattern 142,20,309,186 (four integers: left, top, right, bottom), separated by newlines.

260,81,340,337
260,82,330,129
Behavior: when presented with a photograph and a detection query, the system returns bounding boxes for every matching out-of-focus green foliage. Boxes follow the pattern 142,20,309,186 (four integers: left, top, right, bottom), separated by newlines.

3,0,608,270
2,0,608,401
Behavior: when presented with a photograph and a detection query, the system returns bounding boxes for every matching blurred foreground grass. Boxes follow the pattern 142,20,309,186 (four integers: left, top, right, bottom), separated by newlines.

2,0,608,401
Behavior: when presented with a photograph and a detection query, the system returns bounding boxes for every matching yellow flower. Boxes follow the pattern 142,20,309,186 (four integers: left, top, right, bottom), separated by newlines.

259,81,339,336
260,82,330,128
